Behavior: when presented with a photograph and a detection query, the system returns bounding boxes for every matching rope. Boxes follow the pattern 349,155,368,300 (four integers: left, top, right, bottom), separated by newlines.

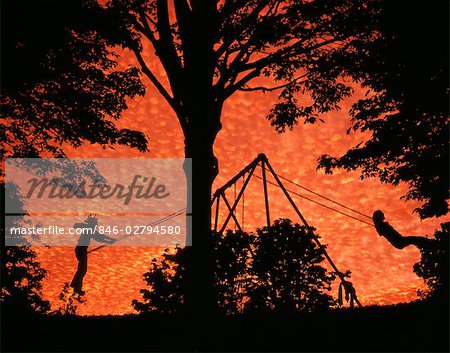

253,174,374,228
274,171,372,220
87,208,187,254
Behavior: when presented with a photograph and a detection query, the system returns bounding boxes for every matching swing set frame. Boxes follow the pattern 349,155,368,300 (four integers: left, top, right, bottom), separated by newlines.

211,153,363,308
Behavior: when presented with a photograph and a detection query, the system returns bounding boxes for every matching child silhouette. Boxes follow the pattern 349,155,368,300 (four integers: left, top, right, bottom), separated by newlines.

70,216,116,295
372,210,436,250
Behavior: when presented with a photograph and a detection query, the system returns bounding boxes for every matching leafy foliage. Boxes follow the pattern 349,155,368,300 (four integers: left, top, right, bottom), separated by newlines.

318,0,449,218
1,183,50,314
414,223,449,300
132,246,188,315
101,0,381,133
247,220,335,312
133,219,335,315
54,282,86,316
1,0,147,162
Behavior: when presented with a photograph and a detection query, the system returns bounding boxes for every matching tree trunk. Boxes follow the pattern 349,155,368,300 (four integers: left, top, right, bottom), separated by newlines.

175,0,221,320
181,102,222,319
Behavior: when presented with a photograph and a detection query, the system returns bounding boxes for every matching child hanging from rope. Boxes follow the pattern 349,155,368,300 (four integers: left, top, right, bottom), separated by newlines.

70,215,116,295
372,210,437,250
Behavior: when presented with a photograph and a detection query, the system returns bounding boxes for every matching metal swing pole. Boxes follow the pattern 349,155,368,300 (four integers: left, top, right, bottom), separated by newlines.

218,164,256,234
213,193,220,232
242,175,245,232
221,192,244,232
263,156,362,308
261,160,271,229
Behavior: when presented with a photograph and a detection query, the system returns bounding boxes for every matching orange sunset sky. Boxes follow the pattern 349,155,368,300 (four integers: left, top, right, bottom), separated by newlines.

32,45,447,316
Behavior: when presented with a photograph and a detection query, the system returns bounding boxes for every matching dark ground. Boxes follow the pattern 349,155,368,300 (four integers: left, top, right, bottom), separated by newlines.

1,300,449,352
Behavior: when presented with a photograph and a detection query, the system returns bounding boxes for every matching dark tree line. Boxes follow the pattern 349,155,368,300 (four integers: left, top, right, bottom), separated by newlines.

315,0,449,305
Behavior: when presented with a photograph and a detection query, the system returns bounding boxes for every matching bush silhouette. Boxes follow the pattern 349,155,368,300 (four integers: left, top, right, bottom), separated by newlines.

414,222,449,301
246,219,335,313
133,219,335,315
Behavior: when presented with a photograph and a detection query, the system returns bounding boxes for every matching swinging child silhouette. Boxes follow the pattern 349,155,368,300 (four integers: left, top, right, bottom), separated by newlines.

70,215,116,295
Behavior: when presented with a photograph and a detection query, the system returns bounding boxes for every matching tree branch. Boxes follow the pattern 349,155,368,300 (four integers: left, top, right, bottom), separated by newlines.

174,0,192,46
242,37,340,73
238,74,307,92
216,0,273,59
222,68,262,99
131,47,178,111
216,20,319,92
136,11,158,48
155,0,184,95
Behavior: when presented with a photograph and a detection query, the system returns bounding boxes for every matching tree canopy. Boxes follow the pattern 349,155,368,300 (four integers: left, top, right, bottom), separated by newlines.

102,0,381,130
1,0,148,162
0,0,149,315
318,0,449,219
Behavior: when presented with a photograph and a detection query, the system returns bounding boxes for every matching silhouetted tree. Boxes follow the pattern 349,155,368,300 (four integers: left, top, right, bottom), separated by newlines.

414,223,449,301
318,0,449,219
99,0,382,313
317,1,449,303
1,0,149,315
1,183,50,314
133,219,335,315
1,0,147,163
246,219,335,313
132,246,188,315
